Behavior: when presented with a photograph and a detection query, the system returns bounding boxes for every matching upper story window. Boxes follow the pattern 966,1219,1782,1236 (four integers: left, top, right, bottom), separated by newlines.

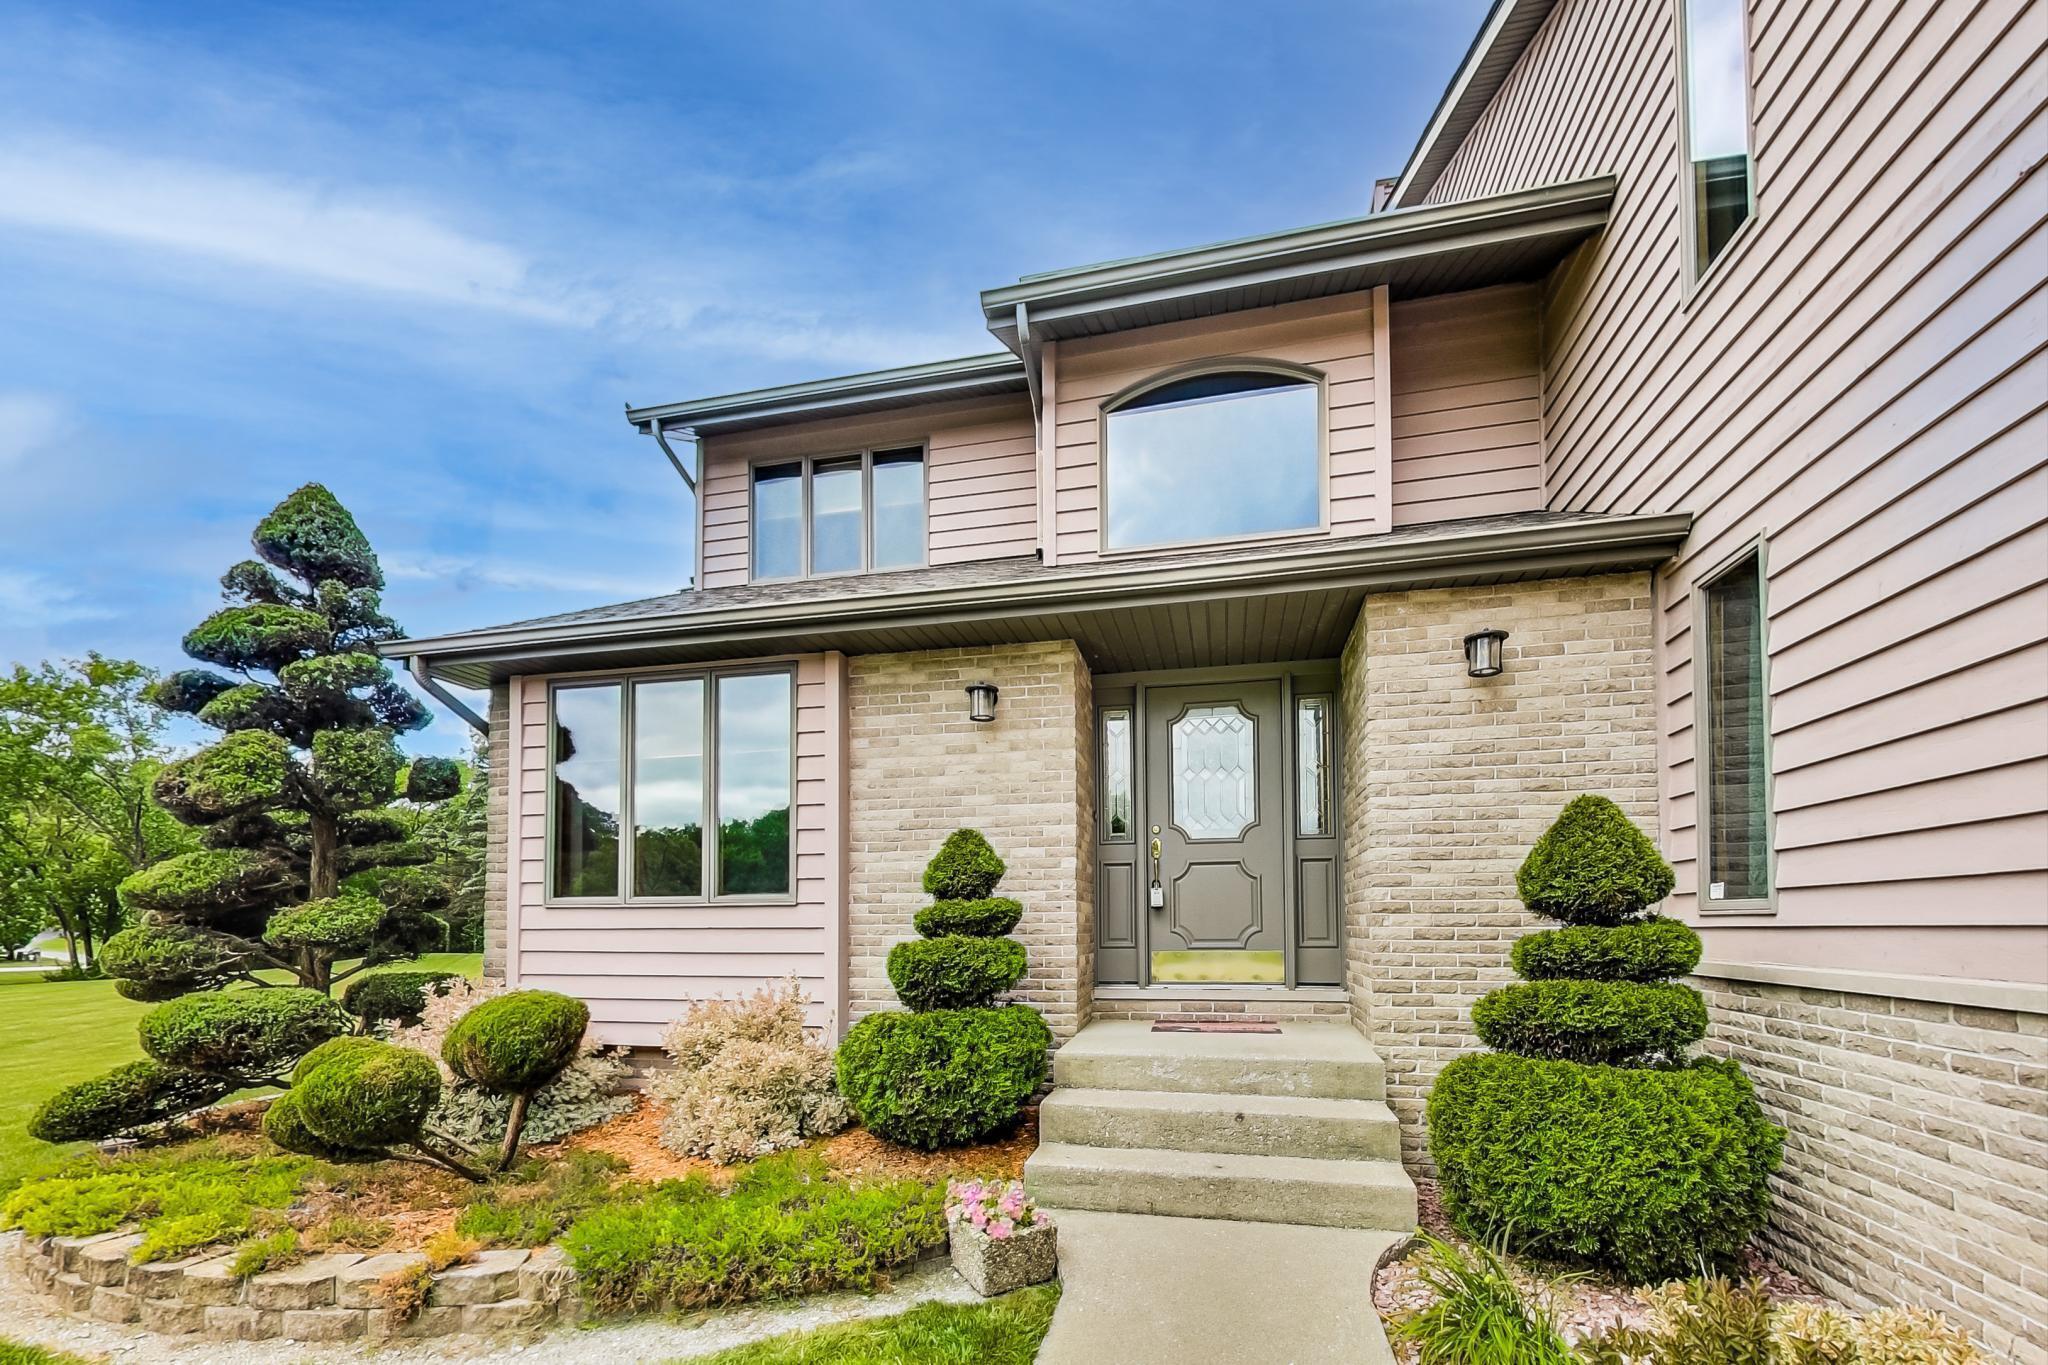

1680,0,1755,278
1103,369,1320,552
550,667,793,903
1697,546,1772,910
752,446,925,581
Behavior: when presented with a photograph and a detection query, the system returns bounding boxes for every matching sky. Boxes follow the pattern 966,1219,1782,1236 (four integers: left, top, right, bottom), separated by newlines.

0,0,1490,755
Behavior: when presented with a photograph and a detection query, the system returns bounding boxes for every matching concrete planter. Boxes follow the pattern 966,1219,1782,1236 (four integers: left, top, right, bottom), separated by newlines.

949,1219,1057,1297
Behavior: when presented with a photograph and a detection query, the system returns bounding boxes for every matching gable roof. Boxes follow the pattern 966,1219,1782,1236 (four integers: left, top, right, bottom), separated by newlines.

623,352,1027,438
1388,0,1563,210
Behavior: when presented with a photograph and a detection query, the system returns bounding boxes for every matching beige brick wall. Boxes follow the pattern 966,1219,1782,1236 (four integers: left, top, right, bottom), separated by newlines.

482,680,510,983
846,642,1094,1041
1697,976,2048,1362
1341,572,1660,1164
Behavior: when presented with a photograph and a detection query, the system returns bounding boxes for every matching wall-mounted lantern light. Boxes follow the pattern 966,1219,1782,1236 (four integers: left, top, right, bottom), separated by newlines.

1463,629,1509,678
965,681,1000,723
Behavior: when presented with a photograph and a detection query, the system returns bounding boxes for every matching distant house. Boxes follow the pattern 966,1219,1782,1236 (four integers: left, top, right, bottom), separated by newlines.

389,0,2046,1352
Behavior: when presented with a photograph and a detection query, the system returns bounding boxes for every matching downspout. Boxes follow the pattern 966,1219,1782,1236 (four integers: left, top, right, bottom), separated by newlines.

643,416,702,588
409,655,490,736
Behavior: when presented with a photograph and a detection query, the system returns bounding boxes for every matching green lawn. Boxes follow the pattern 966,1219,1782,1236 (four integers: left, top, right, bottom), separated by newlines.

0,1339,96,1365
686,1285,1061,1365
0,952,481,1193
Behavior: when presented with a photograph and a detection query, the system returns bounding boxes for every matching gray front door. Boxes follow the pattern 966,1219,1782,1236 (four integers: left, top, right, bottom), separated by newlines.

1143,681,1287,983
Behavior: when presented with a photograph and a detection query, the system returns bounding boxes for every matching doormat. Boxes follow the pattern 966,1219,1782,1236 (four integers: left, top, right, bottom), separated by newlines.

1151,1021,1282,1034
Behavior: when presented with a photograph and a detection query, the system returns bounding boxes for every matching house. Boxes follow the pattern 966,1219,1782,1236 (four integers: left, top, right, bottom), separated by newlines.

388,0,2047,1353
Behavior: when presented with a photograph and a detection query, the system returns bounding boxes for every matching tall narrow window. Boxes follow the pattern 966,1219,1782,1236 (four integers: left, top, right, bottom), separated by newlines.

551,683,622,898
632,678,704,897
871,448,926,570
715,672,793,896
1700,550,1770,906
1101,708,1133,840
809,456,864,575
752,463,803,579
1296,696,1331,837
1681,0,1754,277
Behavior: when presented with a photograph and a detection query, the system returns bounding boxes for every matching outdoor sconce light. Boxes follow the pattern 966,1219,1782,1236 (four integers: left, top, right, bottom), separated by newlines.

965,681,1000,723
1464,628,1509,678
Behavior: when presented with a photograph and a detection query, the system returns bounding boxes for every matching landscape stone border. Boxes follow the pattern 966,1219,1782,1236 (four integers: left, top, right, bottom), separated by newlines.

12,1229,579,1343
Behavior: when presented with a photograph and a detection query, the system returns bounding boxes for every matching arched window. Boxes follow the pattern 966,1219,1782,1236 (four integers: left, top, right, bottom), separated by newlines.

1102,368,1320,551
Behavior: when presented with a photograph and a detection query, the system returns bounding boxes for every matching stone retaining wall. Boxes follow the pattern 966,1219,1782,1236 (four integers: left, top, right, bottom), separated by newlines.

12,1231,576,1344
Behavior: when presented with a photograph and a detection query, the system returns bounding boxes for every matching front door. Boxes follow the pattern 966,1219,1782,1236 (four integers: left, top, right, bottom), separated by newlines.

1143,681,1287,984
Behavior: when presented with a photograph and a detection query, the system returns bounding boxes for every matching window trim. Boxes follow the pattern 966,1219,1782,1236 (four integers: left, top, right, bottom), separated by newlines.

543,663,798,907
1096,359,1330,557
747,444,930,583
1691,536,1777,915
1675,0,1760,291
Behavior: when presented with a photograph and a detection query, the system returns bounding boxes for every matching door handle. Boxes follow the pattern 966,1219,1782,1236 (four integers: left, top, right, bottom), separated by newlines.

1149,836,1164,910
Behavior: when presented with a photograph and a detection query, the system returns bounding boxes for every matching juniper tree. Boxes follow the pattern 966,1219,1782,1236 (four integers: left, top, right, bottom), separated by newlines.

103,484,461,1001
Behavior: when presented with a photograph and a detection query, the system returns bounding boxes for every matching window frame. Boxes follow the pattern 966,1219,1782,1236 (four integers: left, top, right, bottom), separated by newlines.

1096,359,1330,557
1691,537,1777,915
747,444,930,583
543,663,799,908
1099,705,1135,844
1675,0,1760,291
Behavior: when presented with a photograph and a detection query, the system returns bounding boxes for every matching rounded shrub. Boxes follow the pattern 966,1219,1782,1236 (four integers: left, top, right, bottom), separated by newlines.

29,1060,232,1143
291,1034,391,1085
1471,980,1708,1064
1511,916,1701,982
443,990,589,1093
118,848,290,919
1428,1052,1782,1281
340,969,459,1026
295,1039,441,1148
834,1005,1050,1149
96,921,234,995
404,756,463,802
264,893,385,953
150,729,291,823
886,936,1028,1010
912,897,1023,939
920,829,1006,900
139,987,351,1079
1515,794,1675,925
262,1087,374,1159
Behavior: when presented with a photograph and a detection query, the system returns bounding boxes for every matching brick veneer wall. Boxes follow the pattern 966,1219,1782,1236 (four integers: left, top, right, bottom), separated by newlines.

1696,976,2048,1363
483,680,510,983
846,642,1094,1041
1341,572,1660,1165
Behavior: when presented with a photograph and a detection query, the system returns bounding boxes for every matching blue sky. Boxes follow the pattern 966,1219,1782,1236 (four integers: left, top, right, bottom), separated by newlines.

0,0,1488,754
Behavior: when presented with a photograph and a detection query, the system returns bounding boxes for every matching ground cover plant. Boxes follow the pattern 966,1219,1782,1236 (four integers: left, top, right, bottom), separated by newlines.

653,975,850,1164
1427,795,1782,1280
0,1143,313,1263
836,830,1049,1148
686,1283,1061,1365
0,1340,95,1365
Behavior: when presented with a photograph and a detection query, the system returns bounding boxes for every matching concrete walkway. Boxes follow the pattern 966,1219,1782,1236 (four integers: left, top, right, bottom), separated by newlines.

1036,1209,1403,1365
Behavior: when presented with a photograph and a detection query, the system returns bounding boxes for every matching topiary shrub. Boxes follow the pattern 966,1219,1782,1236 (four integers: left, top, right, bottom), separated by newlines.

29,1061,233,1143
1426,795,1781,1278
291,1034,391,1085
1510,916,1701,982
295,1040,441,1148
834,1005,1050,1150
912,897,1023,938
263,892,386,955
652,976,851,1164
442,990,590,1169
139,987,351,1083
341,970,460,1027
1429,1054,1782,1281
886,936,1028,1010
97,921,238,1001
920,829,1006,899
262,1088,373,1159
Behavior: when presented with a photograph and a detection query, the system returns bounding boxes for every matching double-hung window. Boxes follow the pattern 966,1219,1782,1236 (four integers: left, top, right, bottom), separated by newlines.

1697,547,1772,909
1679,0,1756,279
549,667,794,902
751,447,925,580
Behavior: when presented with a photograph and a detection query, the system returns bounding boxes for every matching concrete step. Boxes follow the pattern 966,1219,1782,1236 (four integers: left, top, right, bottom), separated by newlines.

1051,1020,1384,1100
1040,1087,1402,1161
1024,1142,1418,1231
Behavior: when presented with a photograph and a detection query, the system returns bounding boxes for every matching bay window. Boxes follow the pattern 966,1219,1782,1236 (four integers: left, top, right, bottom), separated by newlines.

549,667,793,902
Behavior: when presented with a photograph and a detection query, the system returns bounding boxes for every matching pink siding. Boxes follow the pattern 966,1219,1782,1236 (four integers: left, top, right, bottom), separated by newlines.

1388,284,1545,525
1419,0,2047,976
1049,294,1386,562
695,397,1036,588
507,654,844,1046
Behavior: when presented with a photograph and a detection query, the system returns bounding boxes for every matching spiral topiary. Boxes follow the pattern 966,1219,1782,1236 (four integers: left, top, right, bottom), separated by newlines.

1426,794,1783,1280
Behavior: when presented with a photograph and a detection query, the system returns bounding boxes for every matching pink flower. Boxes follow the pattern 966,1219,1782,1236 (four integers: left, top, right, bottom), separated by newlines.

988,1217,1014,1240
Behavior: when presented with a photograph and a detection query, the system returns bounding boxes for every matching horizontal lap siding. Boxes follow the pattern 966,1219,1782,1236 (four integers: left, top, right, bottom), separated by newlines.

509,655,836,1047
1389,284,1545,525
1051,294,1383,562
1421,0,2048,956
695,397,1036,587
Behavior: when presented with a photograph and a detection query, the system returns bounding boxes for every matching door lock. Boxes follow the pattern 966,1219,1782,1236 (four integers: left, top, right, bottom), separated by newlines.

1149,835,1164,909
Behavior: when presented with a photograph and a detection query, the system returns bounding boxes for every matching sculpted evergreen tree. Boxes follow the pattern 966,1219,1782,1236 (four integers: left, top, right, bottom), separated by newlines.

103,484,461,1002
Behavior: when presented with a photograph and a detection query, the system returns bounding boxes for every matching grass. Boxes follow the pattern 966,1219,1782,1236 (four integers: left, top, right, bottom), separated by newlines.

685,1284,1061,1365
0,953,480,1193
0,1339,96,1365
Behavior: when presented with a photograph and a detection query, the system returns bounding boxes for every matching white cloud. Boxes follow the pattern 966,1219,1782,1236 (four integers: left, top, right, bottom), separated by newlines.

0,570,116,627
0,137,601,324
0,392,66,466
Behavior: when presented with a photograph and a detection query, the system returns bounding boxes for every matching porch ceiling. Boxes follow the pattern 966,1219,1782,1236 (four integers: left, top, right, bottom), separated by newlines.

388,510,1690,689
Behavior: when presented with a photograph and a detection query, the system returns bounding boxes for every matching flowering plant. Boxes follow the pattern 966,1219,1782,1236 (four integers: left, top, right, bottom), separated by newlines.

945,1178,1047,1241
